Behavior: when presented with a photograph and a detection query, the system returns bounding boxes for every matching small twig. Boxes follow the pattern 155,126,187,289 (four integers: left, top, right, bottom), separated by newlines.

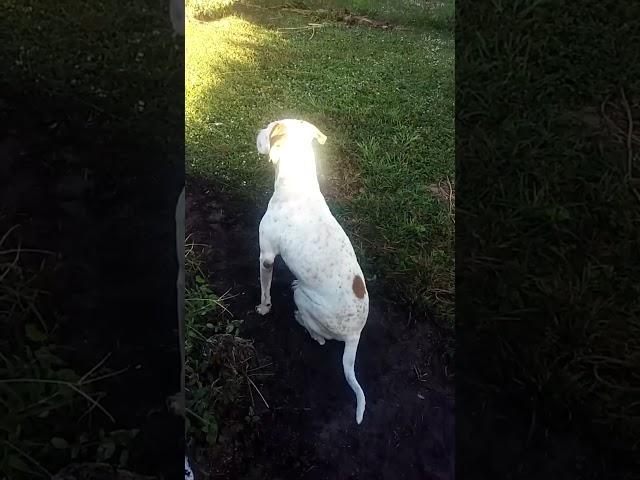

349,231,375,246
525,407,537,445
309,26,315,40
620,87,634,178
0,248,21,283
0,378,115,422
601,92,640,203
432,288,453,304
277,23,330,31
0,248,54,255
413,365,427,382
0,225,20,247
620,87,640,203
79,352,112,384
593,365,640,392
247,362,273,373
17,390,61,414
67,384,115,422
247,377,255,407
78,391,108,422
405,310,412,327
246,376,269,409
81,366,129,385
3,440,51,478
445,175,454,216
600,95,625,138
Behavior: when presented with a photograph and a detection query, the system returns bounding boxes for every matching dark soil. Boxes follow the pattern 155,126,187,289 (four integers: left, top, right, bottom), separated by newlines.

185,177,455,480
0,91,183,479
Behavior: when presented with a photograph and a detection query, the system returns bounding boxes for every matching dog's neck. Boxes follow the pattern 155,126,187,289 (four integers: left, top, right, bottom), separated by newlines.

271,142,321,194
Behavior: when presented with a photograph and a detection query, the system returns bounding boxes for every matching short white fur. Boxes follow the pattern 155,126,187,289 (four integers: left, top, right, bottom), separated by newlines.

255,119,369,424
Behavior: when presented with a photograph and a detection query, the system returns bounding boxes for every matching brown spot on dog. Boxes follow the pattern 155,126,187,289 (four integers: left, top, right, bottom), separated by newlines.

270,122,287,149
352,275,366,299
263,260,273,269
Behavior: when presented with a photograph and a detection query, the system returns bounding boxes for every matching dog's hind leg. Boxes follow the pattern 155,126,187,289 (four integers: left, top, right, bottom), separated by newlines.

294,310,326,345
293,286,329,345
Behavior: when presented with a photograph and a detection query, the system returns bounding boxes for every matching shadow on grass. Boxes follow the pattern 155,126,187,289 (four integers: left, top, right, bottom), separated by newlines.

251,0,455,33
185,4,455,479
187,2,455,320
457,0,640,477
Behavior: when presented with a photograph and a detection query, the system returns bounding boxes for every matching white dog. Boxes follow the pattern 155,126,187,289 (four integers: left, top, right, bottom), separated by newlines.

255,119,369,424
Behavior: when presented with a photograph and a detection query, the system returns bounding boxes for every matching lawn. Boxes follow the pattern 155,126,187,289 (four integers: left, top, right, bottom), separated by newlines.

185,0,455,320
456,0,640,473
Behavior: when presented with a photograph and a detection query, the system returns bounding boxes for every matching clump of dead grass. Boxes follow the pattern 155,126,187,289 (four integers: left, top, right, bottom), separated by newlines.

184,237,271,450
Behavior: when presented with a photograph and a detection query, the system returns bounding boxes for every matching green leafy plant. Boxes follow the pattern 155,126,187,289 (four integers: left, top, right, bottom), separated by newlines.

0,226,130,479
184,240,269,450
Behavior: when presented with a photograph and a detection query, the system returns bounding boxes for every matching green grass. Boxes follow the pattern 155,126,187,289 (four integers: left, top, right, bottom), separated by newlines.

458,0,640,456
184,241,264,448
0,226,137,479
0,0,183,141
186,1,455,320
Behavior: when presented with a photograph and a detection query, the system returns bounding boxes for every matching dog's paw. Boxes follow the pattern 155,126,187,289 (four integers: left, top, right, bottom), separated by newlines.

256,303,271,315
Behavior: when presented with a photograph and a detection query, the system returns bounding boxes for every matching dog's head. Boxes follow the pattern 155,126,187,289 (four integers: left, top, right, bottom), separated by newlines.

256,119,327,164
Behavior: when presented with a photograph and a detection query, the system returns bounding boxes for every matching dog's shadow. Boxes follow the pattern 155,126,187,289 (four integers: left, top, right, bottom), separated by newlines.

242,254,393,425
187,180,454,478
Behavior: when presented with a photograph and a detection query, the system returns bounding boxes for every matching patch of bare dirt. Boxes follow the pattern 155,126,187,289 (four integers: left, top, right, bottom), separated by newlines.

185,176,454,480
247,4,398,30
426,177,455,215
338,13,393,30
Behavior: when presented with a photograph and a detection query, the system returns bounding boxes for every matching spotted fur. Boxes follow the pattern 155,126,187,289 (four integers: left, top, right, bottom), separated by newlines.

255,119,369,424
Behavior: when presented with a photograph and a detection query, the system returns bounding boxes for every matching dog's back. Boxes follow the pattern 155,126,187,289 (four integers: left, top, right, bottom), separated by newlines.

261,190,368,338
255,119,369,423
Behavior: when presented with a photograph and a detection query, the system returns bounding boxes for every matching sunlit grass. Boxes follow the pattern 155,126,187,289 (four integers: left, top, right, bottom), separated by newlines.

186,17,270,117
186,16,278,189
186,3,454,320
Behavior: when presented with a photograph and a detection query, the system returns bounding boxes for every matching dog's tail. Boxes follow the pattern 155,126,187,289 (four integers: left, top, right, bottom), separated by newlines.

342,335,366,424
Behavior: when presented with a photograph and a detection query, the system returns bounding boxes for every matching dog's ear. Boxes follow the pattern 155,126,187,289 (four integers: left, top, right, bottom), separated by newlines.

267,122,288,164
269,122,287,149
256,121,279,157
313,126,327,145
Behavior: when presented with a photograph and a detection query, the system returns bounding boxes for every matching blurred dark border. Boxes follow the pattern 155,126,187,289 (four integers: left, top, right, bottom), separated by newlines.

0,1,184,478
456,1,639,478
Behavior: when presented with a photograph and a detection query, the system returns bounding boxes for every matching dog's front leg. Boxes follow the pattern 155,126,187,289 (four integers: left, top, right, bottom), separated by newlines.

256,252,275,315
